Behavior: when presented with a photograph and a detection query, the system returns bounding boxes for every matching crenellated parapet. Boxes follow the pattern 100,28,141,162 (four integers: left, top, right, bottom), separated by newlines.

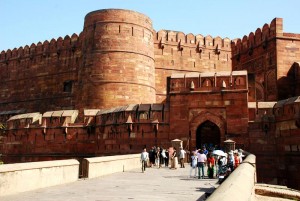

7,112,42,130
5,104,168,133
0,33,84,113
273,96,300,133
154,30,231,54
0,32,83,86
2,104,170,155
0,33,82,65
153,30,232,103
94,103,168,141
230,18,284,102
231,18,282,62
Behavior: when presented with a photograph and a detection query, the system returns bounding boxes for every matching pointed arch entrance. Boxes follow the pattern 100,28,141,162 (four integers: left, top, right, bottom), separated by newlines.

196,120,220,149
189,111,226,149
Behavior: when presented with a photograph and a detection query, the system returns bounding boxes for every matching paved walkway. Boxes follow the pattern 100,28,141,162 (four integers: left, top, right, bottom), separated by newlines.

1,165,218,201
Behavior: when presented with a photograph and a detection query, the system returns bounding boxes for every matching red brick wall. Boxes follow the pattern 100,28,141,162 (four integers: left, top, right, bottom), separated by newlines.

168,72,249,148
232,18,280,101
0,34,82,113
2,9,300,190
154,31,232,103
77,9,156,110
276,35,300,99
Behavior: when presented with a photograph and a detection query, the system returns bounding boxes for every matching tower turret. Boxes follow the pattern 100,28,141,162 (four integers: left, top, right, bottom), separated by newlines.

77,9,156,110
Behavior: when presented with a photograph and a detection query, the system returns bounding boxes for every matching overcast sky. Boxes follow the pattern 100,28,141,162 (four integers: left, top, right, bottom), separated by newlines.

1,0,299,51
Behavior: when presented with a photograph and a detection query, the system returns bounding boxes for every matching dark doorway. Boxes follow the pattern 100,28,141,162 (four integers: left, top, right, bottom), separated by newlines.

196,120,220,149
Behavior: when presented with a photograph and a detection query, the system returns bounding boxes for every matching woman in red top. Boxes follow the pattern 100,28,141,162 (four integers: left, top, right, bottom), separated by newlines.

207,154,215,178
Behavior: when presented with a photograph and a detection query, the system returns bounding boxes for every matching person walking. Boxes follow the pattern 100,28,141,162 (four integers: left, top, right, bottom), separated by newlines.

140,148,149,173
179,147,186,168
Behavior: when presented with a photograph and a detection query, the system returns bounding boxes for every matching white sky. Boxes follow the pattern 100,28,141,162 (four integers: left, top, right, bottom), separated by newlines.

1,0,300,51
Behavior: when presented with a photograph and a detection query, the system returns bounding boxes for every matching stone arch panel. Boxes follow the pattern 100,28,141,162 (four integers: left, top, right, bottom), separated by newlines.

189,111,226,148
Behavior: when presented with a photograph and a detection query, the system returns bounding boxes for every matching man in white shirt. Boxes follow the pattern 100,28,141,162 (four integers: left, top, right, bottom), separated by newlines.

197,150,207,179
141,148,149,173
179,147,186,168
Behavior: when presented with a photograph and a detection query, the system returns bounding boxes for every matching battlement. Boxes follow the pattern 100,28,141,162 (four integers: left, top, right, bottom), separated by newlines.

231,18,283,55
0,33,82,64
5,104,167,131
154,30,231,52
169,70,248,93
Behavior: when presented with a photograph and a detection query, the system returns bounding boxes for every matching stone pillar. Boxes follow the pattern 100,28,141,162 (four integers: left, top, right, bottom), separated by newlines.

224,139,236,152
171,139,183,153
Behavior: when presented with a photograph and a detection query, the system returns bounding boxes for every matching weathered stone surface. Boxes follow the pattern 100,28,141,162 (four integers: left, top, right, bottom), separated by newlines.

1,9,300,190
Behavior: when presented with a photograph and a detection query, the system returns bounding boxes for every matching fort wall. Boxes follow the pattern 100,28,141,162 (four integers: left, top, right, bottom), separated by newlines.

0,104,170,164
168,72,249,148
231,18,281,101
78,9,156,109
0,9,234,113
0,34,82,113
2,8,300,190
246,97,300,190
154,30,232,102
231,18,300,101
276,36,300,99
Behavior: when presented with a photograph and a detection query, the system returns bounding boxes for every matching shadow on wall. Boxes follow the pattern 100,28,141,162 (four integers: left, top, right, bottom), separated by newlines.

277,62,300,100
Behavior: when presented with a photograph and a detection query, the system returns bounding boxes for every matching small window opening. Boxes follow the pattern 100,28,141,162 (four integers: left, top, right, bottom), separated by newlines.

63,81,73,92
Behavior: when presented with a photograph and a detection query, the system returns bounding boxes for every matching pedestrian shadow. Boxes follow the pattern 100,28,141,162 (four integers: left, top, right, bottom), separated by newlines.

123,170,145,174
196,187,216,201
196,194,209,201
163,175,184,179
180,177,219,181
196,187,215,192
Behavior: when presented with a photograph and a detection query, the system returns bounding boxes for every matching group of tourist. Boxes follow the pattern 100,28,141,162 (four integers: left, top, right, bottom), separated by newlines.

190,147,244,179
141,145,245,180
140,146,168,172
140,146,187,172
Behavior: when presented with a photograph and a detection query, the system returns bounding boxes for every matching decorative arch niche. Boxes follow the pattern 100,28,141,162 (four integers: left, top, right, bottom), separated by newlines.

189,111,226,149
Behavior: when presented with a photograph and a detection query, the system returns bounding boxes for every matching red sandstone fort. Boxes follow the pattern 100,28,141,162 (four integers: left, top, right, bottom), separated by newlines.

0,9,300,189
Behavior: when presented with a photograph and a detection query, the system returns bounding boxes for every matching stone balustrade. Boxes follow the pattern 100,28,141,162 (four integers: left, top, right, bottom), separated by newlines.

0,159,79,196
207,154,256,201
0,153,258,198
82,154,141,178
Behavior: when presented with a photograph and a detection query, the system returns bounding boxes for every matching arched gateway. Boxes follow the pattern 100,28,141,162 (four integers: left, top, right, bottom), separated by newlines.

189,111,226,149
196,120,220,149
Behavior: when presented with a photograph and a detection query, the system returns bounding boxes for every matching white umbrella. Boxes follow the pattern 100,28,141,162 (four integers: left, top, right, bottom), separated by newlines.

212,150,226,156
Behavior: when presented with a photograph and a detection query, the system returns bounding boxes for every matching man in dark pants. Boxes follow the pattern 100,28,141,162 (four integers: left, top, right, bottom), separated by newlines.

179,147,186,168
141,148,149,173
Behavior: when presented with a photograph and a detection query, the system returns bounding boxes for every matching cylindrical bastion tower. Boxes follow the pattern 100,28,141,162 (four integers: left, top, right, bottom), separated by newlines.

78,9,155,109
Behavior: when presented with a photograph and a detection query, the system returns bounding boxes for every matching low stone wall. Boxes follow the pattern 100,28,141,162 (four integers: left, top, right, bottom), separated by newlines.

207,154,256,201
0,159,79,196
82,154,140,178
